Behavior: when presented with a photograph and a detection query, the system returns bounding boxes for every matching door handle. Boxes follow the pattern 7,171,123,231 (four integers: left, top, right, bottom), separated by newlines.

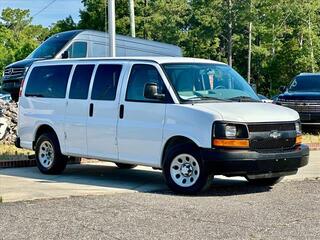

119,104,124,119
89,103,94,117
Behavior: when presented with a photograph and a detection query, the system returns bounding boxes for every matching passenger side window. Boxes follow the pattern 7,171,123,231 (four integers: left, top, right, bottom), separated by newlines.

91,64,122,101
25,65,72,98
68,42,87,58
69,65,95,100
126,64,165,102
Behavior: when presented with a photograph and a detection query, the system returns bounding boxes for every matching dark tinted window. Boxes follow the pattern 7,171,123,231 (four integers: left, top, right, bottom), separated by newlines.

25,65,72,98
126,64,165,102
91,64,122,100
69,65,95,99
68,42,87,58
289,75,320,92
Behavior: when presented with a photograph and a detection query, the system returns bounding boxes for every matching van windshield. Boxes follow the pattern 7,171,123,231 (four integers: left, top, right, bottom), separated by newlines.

288,75,320,92
162,63,259,102
27,38,69,59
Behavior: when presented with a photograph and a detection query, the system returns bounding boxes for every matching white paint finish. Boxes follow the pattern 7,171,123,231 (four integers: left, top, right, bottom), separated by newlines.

163,104,219,149
117,101,166,167
19,97,66,152
193,102,299,123
64,99,89,155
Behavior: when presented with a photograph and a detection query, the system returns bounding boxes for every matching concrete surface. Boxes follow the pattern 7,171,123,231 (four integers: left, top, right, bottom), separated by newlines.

0,151,319,203
0,180,319,240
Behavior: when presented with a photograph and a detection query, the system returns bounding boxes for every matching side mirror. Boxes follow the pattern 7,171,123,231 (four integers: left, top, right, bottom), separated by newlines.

61,51,69,59
279,86,287,93
250,83,257,93
144,83,165,100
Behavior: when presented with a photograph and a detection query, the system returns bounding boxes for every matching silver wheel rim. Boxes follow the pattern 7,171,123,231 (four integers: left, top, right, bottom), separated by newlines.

170,154,200,188
38,141,54,168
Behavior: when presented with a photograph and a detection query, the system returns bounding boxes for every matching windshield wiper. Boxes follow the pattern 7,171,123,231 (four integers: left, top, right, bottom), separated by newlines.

228,96,260,102
185,96,227,101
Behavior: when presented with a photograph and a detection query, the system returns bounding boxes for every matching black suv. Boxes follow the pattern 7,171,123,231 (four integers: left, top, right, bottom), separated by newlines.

276,73,320,125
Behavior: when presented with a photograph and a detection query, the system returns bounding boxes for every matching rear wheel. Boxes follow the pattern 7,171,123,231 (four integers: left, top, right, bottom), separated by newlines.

245,176,283,186
35,133,67,174
115,163,137,169
163,144,212,195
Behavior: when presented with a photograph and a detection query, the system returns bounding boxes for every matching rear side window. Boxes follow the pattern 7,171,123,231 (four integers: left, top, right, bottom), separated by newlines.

68,42,87,58
25,65,72,98
91,64,122,100
69,65,95,99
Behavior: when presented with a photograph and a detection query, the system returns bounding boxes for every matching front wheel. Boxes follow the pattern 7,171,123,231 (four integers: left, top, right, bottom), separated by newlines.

163,144,212,195
245,176,283,186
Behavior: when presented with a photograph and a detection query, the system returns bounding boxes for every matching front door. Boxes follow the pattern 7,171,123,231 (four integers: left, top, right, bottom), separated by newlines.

86,63,124,161
117,64,170,166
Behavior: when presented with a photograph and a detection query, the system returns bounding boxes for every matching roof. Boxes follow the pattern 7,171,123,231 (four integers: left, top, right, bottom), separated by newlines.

298,72,320,76
35,57,226,65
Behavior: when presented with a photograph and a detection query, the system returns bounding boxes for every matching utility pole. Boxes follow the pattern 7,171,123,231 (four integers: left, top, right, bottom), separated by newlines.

129,0,136,37
308,13,315,73
108,0,116,57
247,0,252,84
248,22,252,84
227,0,233,67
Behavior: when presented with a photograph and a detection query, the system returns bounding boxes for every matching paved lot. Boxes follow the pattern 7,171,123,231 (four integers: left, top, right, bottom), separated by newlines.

0,151,319,202
0,180,319,240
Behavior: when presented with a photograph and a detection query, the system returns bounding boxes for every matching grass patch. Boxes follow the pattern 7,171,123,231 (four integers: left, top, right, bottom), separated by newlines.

302,134,320,144
0,144,34,161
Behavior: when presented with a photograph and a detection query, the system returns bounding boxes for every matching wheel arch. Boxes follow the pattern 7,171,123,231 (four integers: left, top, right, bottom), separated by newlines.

33,124,60,150
161,135,199,168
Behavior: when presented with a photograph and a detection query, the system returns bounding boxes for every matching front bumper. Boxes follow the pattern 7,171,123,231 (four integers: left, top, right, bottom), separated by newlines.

2,78,23,93
200,144,309,176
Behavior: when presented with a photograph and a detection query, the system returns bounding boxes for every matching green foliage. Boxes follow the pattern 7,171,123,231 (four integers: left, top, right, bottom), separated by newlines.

0,8,49,78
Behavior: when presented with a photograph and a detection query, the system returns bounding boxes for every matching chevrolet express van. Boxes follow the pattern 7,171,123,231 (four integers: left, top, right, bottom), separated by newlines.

2,30,182,101
16,57,309,194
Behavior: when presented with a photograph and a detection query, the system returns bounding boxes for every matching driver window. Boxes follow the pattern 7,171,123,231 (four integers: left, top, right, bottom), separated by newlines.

67,42,87,58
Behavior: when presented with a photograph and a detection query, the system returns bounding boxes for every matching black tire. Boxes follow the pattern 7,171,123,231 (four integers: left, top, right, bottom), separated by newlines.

245,176,283,186
11,92,19,102
115,163,137,169
35,132,67,174
163,143,213,195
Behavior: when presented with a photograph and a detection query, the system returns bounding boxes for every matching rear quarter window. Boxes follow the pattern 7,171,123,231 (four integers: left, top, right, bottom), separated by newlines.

25,65,72,98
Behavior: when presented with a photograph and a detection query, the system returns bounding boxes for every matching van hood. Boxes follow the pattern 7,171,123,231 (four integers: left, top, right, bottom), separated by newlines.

278,91,320,101
6,58,43,69
192,102,299,123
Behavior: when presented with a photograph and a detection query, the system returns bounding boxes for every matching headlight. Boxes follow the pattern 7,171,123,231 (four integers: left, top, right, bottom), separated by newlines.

225,125,237,137
213,122,249,148
295,122,301,135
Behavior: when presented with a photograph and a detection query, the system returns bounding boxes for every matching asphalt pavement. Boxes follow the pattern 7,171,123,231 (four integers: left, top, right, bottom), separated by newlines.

0,180,319,240
0,151,319,202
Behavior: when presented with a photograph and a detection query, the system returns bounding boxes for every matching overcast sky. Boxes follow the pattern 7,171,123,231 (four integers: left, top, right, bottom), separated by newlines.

0,0,83,26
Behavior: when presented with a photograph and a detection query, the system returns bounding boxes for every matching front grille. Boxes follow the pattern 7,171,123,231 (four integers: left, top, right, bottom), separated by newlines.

278,100,320,113
3,67,25,78
248,123,295,132
248,122,296,150
250,138,296,150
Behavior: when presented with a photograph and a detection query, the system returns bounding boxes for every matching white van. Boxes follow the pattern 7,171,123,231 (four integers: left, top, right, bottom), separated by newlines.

2,30,182,101
17,57,309,194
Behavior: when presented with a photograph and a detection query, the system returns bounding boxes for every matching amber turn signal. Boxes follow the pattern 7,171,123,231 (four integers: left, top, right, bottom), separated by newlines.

213,139,249,148
296,135,302,145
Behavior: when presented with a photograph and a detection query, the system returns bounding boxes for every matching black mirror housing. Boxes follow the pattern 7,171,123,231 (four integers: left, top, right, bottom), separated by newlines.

144,83,165,100
62,51,69,59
